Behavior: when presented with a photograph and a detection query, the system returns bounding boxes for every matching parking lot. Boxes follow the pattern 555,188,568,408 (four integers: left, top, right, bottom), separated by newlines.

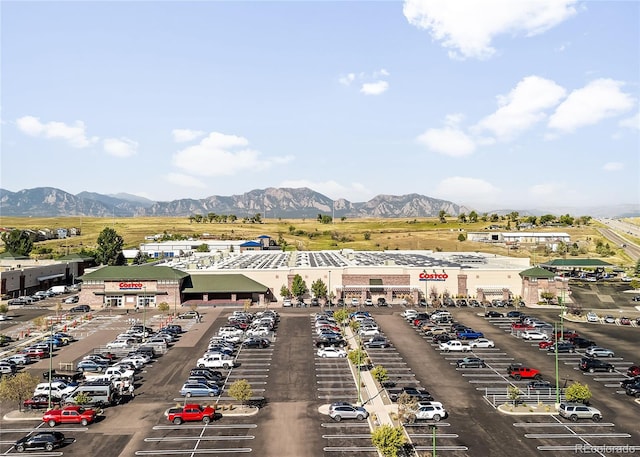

0,280,638,457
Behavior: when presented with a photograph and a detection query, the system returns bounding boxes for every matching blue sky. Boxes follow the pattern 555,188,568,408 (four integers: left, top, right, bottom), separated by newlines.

1,0,638,212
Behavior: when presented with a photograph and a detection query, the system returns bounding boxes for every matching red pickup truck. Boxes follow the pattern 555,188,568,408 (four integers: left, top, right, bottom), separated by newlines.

42,406,97,427
165,404,216,425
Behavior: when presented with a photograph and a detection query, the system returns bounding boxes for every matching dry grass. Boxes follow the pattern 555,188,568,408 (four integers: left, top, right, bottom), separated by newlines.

0,216,634,267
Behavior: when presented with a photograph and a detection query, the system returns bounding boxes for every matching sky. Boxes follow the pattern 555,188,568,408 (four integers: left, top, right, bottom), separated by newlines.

1,0,639,212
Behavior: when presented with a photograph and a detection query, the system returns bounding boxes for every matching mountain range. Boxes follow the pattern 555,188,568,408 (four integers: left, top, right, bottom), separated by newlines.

0,187,636,218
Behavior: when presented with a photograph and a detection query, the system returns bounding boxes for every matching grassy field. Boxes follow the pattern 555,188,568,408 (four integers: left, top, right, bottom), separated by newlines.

1,216,634,268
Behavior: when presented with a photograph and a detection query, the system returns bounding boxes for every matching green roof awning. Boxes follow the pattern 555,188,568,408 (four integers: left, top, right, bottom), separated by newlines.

183,274,268,293
540,259,613,268
79,266,189,281
519,267,556,279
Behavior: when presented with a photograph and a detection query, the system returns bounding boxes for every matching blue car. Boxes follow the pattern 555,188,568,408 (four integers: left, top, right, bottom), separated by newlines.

76,361,106,372
180,382,220,397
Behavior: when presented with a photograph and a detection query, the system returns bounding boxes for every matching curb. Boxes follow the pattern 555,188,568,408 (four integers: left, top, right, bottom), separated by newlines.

3,411,44,422
497,405,558,416
219,406,259,417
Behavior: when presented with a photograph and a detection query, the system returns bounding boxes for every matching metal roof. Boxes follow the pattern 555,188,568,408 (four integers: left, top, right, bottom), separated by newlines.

182,274,268,293
80,265,189,281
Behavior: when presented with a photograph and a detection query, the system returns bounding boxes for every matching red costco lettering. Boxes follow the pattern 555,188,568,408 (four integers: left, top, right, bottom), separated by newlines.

419,273,448,280
119,282,143,289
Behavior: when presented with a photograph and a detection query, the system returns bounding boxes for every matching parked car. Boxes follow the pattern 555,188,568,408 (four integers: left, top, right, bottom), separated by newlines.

521,331,549,341
456,357,486,368
328,403,368,421
625,382,640,398
64,296,80,304
411,402,448,421
585,346,614,358
14,431,65,452
364,336,391,348
42,405,96,427
626,366,640,377
579,357,614,373
23,395,62,410
558,403,602,422
586,312,599,322
469,338,495,348
242,338,270,349
165,403,216,424
180,382,221,397
547,342,576,353
569,337,597,348
69,305,91,313
620,317,631,325
76,360,107,372
178,311,201,320
528,380,552,390
603,315,616,324
317,347,347,358
484,311,503,318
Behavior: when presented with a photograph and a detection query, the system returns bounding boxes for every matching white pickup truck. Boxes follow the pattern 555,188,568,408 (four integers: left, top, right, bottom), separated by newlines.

84,366,135,385
438,340,471,352
196,353,236,369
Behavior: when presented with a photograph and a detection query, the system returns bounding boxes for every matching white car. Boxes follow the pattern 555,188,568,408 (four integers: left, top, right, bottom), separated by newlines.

469,338,495,348
317,347,347,358
246,327,271,337
401,310,418,320
358,328,380,337
412,402,448,421
283,299,292,307
351,298,360,306
521,331,549,341
106,339,134,349
586,312,599,323
585,346,615,358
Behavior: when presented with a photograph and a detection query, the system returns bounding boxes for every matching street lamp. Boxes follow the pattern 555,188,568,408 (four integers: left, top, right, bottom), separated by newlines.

142,286,147,343
430,424,437,457
554,322,560,404
47,319,54,410
328,270,332,307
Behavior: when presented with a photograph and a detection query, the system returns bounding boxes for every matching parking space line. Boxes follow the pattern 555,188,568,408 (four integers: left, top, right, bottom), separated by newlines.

322,434,374,439
136,448,252,455
537,446,640,452
321,423,370,428
413,445,469,451
145,436,255,442
513,422,615,427
524,433,631,439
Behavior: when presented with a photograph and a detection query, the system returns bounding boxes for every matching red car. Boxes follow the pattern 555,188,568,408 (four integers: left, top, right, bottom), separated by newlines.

538,340,556,350
23,395,61,410
556,330,579,339
627,366,640,377
511,323,533,331
620,317,631,326
42,405,97,427
21,348,48,360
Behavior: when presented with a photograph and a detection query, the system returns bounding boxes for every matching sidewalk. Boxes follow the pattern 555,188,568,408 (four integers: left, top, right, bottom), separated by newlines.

342,326,397,427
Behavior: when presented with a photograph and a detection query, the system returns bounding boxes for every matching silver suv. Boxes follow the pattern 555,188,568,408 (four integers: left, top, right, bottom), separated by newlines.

329,403,369,421
558,403,602,422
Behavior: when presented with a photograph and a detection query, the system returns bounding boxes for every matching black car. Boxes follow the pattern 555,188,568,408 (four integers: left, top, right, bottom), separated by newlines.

621,376,640,389
364,336,390,348
315,336,347,348
15,431,65,452
69,305,91,313
485,311,504,318
456,357,486,368
377,297,388,306
528,380,552,390
548,342,576,353
507,311,524,318
433,334,452,344
190,368,223,380
310,298,320,307
570,337,596,348
242,338,270,349
625,382,640,397
579,357,614,373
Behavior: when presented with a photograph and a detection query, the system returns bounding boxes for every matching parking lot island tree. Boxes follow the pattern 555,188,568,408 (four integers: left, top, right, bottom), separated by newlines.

333,309,349,328
279,285,291,299
565,381,592,405
228,379,253,406
311,278,328,301
371,365,389,386
0,372,39,412
370,424,407,457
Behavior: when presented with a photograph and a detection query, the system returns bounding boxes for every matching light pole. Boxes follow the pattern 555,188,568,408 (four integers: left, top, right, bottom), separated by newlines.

430,424,437,457
328,270,331,307
554,322,560,404
47,319,54,410
142,286,147,342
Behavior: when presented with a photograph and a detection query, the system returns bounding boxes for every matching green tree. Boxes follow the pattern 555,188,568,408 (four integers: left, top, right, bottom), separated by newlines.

370,365,389,385
364,231,371,241
311,279,328,300
565,381,592,404
132,251,147,265
333,309,349,327
629,279,640,291
540,291,555,304
457,233,466,242
95,227,124,266
158,302,170,314
468,210,478,223
1,229,33,256
0,303,8,315
0,372,39,412
228,379,253,405
347,348,367,367
438,210,447,223
291,274,308,300
370,425,407,457
507,385,521,406
458,213,467,223
280,285,291,298
196,244,210,252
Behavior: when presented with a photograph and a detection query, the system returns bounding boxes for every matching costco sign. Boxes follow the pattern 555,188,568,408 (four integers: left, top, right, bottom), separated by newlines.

119,282,144,290
419,272,448,282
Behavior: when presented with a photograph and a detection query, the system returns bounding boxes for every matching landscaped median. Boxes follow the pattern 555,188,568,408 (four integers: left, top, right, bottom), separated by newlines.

497,402,558,416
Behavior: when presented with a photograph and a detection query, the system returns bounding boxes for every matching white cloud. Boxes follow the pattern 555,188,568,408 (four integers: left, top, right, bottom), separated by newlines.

165,172,207,188
416,126,476,157
548,79,635,132
103,138,138,157
172,129,205,143
279,179,371,201
433,176,500,203
172,131,284,177
603,162,623,172
529,182,564,198
360,80,389,96
619,112,640,130
339,73,356,86
473,76,566,140
403,0,578,60
16,115,98,148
